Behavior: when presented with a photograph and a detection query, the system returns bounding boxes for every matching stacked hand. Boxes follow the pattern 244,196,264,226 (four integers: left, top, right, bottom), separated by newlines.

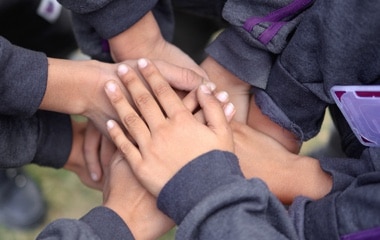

105,58,235,196
100,58,235,238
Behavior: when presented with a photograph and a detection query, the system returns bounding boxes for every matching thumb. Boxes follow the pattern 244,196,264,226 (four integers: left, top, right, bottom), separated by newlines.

155,60,207,91
197,84,236,131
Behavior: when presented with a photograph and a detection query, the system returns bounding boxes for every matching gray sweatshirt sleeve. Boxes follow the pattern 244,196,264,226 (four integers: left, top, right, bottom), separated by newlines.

206,0,314,89
0,111,72,169
0,37,72,168
291,147,380,240
157,150,299,239
0,36,47,116
37,207,135,240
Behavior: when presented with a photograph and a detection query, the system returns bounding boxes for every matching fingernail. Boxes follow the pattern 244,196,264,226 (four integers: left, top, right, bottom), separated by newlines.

118,64,128,76
137,58,148,68
91,173,99,181
224,103,235,117
216,91,229,103
105,82,117,93
205,82,216,91
200,84,211,94
107,120,115,129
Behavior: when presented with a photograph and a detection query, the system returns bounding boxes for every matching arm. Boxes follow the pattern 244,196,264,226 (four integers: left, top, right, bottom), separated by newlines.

0,35,207,180
205,0,314,90
160,151,300,240
300,152,380,240
231,119,332,205
0,36,121,134
58,0,158,62
201,56,301,154
103,58,328,204
61,0,207,77
107,11,207,78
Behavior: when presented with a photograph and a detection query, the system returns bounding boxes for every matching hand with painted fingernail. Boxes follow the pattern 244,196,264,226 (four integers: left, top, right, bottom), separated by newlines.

105,58,235,197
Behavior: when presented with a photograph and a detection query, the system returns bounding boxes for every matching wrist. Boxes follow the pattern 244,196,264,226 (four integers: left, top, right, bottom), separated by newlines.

63,117,87,172
108,11,165,61
104,191,174,239
201,56,250,91
264,154,332,204
41,58,105,115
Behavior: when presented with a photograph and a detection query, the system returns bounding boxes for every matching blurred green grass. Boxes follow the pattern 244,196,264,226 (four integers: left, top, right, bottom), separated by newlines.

0,113,333,240
0,165,176,240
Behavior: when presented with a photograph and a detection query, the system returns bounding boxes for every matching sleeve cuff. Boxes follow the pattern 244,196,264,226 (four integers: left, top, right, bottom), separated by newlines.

81,206,135,239
32,111,72,168
157,150,242,224
206,28,273,89
68,0,158,39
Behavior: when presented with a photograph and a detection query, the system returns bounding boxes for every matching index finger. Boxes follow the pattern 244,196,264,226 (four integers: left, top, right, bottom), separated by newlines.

137,59,188,119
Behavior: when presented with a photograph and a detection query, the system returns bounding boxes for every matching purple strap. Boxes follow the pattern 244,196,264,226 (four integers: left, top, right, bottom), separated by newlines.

243,0,314,44
258,21,287,45
341,227,380,240
101,39,110,53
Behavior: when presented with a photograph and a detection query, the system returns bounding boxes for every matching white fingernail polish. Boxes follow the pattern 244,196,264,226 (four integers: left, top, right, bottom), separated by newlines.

91,173,99,181
106,82,116,92
107,120,115,129
206,82,216,91
216,91,229,103
118,64,128,75
224,103,235,117
137,58,148,68
200,84,211,94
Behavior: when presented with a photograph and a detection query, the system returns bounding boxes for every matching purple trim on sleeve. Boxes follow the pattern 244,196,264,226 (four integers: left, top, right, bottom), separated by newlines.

341,227,380,240
101,39,110,53
258,21,287,44
243,0,314,44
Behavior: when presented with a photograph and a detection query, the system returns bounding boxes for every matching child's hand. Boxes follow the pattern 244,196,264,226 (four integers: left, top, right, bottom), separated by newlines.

104,59,235,197
109,12,207,79
103,151,175,239
64,118,116,190
231,120,332,204
201,56,251,122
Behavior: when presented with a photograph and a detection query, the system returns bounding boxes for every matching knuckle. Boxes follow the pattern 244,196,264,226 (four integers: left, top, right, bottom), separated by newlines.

109,93,124,105
140,63,156,78
134,92,152,109
153,83,171,98
119,141,133,156
181,68,200,87
123,113,141,128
